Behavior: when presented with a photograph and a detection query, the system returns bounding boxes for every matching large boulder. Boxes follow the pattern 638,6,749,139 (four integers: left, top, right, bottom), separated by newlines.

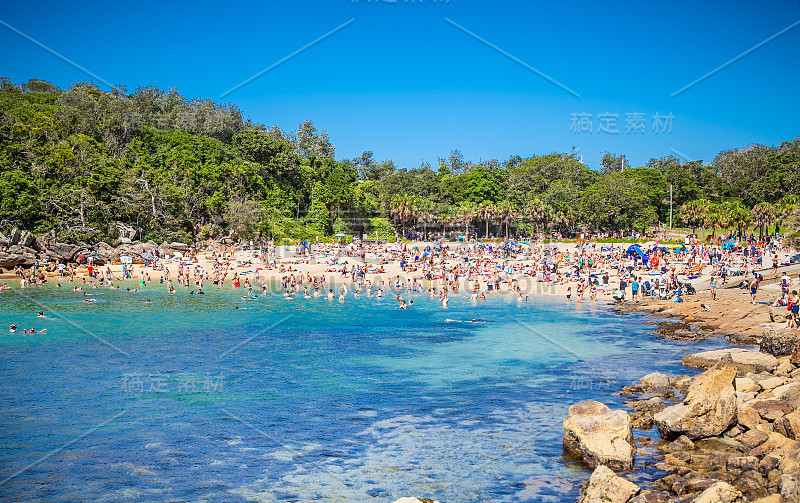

114,222,138,241
94,242,116,260
0,251,35,268
18,230,35,248
654,360,738,440
691,481,746,503
8,227,20,245
46,242,80,262
579,465,640,503
564,401,635,470
160,242,190,255
639,372,672,391
682,349,778,374
33,230,56,252
113,242,146,263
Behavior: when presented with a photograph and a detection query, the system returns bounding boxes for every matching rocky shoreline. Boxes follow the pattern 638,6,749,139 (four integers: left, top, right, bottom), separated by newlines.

0,227,193,272
564,279,800,503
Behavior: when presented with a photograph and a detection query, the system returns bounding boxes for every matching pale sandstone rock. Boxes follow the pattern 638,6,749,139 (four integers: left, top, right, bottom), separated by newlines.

771,382,800,407
578,465,640,503
691,481,746,503
655,363,738,440
683,349,778,373
564,400,635,470
734,377,761,394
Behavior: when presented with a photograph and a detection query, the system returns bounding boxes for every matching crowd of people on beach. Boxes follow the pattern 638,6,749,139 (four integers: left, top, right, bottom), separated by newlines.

6,231,800,334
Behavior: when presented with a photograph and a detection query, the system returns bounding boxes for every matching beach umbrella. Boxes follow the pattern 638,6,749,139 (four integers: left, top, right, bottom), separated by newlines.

334,233,347,237
141,252,154,261
547,243,559,249
520,241,531,246
120,256,132,264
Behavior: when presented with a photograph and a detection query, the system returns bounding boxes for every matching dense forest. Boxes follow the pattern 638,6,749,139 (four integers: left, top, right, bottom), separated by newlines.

1,78,799,244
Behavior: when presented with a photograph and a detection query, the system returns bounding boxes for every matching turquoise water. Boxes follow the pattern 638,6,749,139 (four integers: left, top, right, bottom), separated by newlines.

0,282,726,502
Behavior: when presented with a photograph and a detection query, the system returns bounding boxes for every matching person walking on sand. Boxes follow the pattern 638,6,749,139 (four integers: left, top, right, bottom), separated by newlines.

710,275,718,301
750,278,759,304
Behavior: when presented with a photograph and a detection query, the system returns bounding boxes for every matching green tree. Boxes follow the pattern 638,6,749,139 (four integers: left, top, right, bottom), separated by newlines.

580,174,656,231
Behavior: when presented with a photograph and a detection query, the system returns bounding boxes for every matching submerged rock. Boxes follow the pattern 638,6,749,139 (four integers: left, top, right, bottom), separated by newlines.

564,400,635,470
654,360,737,440
578,465,640,503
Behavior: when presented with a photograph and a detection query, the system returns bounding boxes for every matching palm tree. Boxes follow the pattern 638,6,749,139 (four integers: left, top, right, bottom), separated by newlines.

416,198,435,241
496,201,515,239
679,199,709,234
525,198,549,235
458,201,478,239
703,203,721,239
773,195,799,236
390,194,415,238
724,201,752,238
440,206,457,239
477,202,497,238
751,202,776,241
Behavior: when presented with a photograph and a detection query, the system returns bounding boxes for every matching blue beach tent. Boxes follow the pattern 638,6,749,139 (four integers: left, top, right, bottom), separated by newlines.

626,244,647,260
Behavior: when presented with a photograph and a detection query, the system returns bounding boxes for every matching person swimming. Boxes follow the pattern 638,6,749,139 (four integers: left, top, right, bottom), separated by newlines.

9,324,17,333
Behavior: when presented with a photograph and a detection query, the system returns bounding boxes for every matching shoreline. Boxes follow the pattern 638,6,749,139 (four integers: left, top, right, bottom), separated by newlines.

572,265,800,502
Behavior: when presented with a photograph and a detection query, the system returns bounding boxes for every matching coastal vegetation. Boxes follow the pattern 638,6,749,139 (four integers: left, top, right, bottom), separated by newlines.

1,78,798,244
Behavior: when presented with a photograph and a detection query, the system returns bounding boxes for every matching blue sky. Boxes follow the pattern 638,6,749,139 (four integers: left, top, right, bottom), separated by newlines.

2,0,799,171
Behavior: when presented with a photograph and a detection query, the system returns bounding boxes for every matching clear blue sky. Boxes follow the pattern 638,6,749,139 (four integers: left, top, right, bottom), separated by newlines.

2,0,799,171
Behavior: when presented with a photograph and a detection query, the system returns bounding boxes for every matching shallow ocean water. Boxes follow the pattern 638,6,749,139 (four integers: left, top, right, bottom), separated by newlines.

0,281,728,502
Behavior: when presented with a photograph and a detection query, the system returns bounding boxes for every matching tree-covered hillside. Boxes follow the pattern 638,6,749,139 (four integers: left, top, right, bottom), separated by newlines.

1,78,798,243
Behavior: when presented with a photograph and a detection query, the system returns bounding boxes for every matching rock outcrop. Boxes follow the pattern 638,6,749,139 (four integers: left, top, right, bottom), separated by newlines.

564,400,635,470
682,349,778,374
654,359,738,440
